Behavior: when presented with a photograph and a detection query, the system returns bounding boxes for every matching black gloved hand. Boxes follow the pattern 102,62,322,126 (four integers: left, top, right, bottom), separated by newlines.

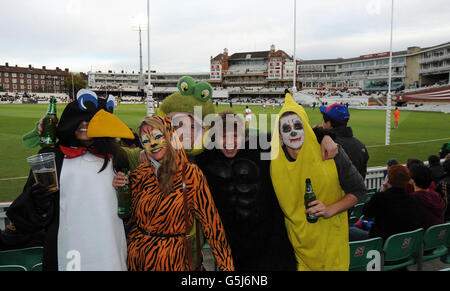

30,183,55,215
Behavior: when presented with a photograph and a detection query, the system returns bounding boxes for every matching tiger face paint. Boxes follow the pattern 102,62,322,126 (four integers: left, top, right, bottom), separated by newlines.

279,114,305,150
140,125,167,161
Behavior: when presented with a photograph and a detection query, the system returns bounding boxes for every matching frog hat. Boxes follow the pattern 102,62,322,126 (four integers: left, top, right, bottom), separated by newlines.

157,76,215,156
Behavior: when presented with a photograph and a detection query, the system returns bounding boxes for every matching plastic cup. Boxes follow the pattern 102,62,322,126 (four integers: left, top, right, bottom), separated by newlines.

27,153,59,191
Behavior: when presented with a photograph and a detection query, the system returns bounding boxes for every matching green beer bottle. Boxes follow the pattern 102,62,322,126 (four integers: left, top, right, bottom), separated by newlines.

304,178,318,223
40,97,58,148
117,169,131,219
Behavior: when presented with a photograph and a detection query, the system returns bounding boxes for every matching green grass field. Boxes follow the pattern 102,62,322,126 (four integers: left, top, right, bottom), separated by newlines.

1,103,449,202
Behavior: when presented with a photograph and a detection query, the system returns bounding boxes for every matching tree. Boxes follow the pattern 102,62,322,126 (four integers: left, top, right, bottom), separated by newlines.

64,72,87,100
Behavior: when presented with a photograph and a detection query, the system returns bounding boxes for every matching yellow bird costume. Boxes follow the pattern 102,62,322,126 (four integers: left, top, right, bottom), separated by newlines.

270,93,349,271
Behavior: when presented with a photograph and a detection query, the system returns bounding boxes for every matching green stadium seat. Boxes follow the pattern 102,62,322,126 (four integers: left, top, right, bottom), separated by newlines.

0,265,27,271
440,223,450,264
361,188,377,203
422,222,450,263
0,246,43,271
349,237,383,271
349,203,365,225
31,262,43,271
382,228,424,271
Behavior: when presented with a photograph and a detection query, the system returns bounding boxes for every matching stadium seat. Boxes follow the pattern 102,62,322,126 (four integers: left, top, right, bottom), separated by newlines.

422,222,450,263
0,246,43,271
382,228,424,271
440,224,450,264
361,188,377,203
349,237,383,271
349,203,365,225
0,265,27,271
31,262,43,271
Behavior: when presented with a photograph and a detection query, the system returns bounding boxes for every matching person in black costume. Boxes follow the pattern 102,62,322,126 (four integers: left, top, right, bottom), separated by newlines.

195,110,337,271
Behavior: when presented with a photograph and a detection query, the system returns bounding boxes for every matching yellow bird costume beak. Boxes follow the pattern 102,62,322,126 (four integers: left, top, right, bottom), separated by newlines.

87,109,134,139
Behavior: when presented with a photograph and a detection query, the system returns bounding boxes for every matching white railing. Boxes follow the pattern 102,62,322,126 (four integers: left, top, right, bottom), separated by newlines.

365,166,387,190
0,202,11,231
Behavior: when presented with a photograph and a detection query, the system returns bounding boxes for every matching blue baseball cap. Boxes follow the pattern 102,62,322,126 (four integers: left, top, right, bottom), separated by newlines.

319,103,350,124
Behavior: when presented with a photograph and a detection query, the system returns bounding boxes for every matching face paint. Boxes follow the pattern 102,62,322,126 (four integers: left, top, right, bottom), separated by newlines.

140,126,167,160
280,114,305,150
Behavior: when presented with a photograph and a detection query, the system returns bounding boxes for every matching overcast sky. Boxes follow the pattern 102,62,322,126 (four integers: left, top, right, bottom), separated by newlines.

1,0,449,73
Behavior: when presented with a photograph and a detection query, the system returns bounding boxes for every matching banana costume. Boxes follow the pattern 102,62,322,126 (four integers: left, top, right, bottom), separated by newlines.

270,93,349,271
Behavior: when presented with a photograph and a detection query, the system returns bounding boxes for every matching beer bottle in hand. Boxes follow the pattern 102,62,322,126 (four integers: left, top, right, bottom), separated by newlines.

305,178,318,223
40,97,58,148
117,169,131,220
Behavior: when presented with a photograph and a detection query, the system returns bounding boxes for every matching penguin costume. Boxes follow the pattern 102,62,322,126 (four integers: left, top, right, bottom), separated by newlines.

7,90,134,271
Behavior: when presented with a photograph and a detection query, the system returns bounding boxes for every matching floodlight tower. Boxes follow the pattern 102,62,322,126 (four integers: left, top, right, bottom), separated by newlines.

146,0,154,116
293,0,297,93
132,15,147,104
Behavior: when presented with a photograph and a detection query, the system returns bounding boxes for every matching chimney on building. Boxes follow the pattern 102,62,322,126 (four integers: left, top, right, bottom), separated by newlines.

270,44,276,52
5,62,8,67
42,66,46,70
65,68,69,72
224,48,229,56
28,65,32,69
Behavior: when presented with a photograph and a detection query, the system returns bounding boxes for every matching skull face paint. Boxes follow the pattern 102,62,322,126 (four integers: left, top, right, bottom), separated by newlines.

140,125,167,161
279,113,305,150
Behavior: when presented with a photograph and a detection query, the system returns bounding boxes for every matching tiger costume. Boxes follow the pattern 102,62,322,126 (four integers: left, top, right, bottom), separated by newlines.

126,116,234,271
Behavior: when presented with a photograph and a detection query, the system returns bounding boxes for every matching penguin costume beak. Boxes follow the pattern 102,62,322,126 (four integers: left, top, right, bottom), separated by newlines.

87,109,134,139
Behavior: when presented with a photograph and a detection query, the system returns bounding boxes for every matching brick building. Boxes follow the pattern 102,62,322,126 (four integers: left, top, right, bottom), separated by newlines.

0,63,70,94
209,45,297,99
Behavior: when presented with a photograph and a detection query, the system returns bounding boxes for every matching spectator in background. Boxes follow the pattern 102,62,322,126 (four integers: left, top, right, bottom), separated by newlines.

362,164,422,242
380,158,399,192
410,164,445,229
406,158,424,193
436,159,450,221
428,154,446,184
319,103,370,179
439,142,450,159
393,107,400,129
244,106,252,125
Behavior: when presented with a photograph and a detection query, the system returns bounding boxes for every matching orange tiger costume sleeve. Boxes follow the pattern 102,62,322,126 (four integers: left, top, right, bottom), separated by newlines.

190,164,235,271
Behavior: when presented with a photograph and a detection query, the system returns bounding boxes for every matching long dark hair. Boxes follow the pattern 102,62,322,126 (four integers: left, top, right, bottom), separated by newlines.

88,137,129,173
